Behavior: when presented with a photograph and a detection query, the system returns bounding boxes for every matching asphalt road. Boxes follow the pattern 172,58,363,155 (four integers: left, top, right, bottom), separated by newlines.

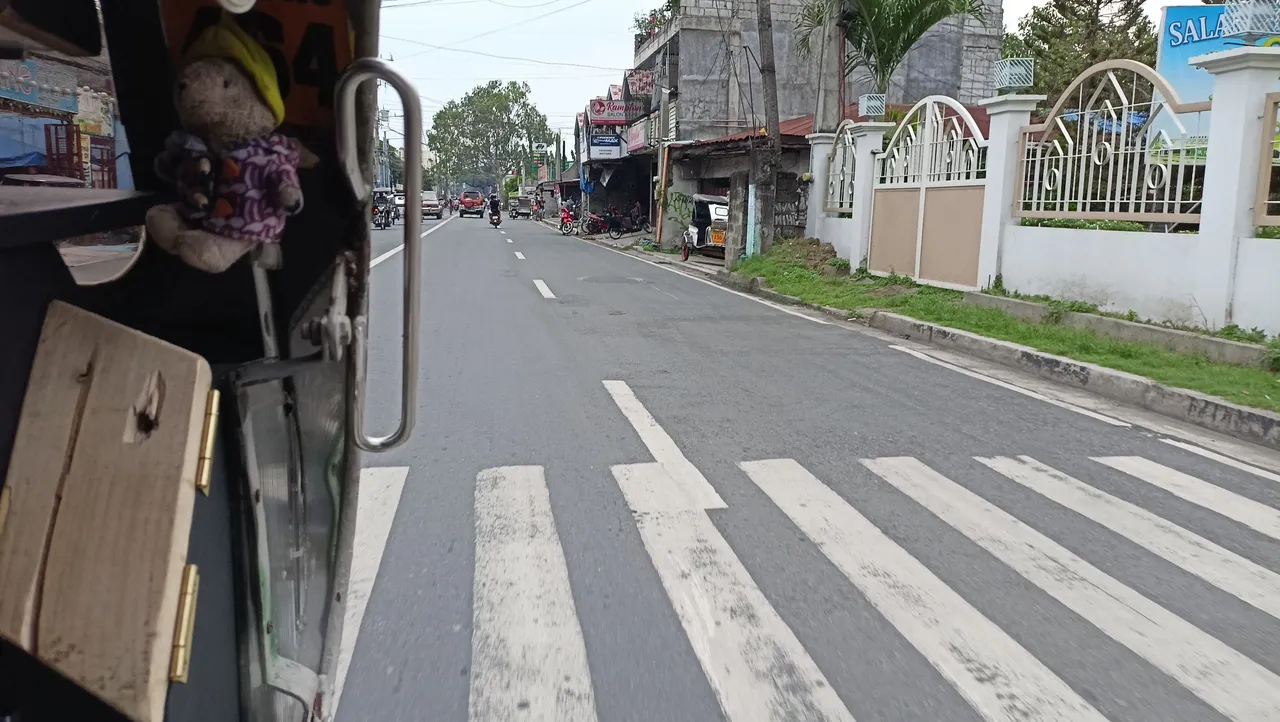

337,214,1280,722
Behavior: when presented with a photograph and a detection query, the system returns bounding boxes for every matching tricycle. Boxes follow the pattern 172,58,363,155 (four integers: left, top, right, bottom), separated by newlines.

680,193,729,261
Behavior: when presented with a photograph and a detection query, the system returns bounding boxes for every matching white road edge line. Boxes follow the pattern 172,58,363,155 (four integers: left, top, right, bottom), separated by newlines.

533,279,556,299
331,466,410,718
470,466,598,721
514,251,526,259
370,215,455,268
889,344,1130,427
1160,438,1280,485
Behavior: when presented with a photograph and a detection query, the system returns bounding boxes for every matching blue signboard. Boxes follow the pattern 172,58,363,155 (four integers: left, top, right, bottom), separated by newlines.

0,58,79,114
589,135,621,147
1156,5,1280,104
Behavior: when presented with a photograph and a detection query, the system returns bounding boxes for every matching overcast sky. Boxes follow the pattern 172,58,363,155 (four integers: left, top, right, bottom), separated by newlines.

377,0,1197,153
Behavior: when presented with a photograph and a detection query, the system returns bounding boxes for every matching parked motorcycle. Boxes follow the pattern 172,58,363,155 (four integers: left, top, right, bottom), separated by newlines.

579,212,607,236
560,207,578,235
608,208,652,239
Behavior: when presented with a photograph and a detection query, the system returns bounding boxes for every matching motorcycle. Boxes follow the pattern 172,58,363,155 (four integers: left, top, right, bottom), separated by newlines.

490,210,502,228
373,203,388,230
608,208,652,240
579,212,607,236
559,207,578,235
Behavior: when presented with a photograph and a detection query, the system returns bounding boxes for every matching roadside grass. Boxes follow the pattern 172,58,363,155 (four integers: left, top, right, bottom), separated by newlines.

733,240,1280,412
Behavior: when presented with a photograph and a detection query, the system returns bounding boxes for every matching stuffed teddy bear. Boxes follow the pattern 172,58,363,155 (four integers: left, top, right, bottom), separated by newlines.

147,20,304,273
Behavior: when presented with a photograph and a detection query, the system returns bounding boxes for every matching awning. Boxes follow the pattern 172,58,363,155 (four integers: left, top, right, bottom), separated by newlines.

0,116,59,169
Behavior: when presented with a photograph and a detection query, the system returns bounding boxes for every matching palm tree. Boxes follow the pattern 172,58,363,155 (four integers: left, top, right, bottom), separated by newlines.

796,0,986,96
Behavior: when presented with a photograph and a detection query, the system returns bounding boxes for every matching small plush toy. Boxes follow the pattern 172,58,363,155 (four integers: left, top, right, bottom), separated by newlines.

147,20,304,273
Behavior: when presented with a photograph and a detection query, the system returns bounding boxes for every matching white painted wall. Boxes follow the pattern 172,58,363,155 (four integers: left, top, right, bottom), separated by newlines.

1002,225,1202,326
819,215,859,260
1232,237,1280,334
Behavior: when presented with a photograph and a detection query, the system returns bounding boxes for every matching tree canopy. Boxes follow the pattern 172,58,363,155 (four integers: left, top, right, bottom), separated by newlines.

796,0,985,94
1002,0,1156,104
427,81,555,189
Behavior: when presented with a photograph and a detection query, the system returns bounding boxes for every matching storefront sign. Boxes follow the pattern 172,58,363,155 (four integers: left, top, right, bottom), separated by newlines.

588,97,644,126
589,133,623,160
0,59,79,114
627,120,647,152
77,89,114,137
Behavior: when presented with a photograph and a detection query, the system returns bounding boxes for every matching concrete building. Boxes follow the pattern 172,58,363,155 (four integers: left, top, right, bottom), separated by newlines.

631,0,1003,144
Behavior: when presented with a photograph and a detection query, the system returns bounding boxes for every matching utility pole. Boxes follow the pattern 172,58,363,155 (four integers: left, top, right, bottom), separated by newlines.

755,0,782,253
814,4,844,134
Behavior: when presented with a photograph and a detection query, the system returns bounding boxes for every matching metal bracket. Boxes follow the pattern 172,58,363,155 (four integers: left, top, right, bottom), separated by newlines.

299,258,353,362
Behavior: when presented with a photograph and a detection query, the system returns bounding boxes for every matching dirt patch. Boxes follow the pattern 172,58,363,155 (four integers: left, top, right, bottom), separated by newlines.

774,237,837,270
865,284,918,298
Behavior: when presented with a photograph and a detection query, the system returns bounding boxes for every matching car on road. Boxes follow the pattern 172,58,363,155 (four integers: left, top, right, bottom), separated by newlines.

459,190,485,217
421,190,443,219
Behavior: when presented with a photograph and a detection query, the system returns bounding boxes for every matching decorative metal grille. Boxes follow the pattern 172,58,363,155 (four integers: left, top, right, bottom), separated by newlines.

875,96,988,187
1223,0,1280,41
824,120,859,212
1016,60,1210,223
994,58,1035,91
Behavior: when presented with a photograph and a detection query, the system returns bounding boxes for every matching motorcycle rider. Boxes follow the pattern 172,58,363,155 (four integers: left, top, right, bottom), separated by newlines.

488,193,502,217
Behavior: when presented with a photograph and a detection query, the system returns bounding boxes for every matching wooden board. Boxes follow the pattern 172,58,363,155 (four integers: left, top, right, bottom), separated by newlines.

0,300,211,722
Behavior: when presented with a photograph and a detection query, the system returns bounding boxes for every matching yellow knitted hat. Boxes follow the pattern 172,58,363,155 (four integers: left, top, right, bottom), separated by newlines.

185,19,286,126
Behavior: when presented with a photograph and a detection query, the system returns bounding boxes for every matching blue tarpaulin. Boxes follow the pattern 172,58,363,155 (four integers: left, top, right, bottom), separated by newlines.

0,115,59,168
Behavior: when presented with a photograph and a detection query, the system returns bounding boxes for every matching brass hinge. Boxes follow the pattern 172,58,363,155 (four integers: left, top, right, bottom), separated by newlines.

194,388,220,495
169,564,200,683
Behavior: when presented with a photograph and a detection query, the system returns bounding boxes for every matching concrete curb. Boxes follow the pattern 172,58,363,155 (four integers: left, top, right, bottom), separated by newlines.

869,311,1280,449
963,291,1268,367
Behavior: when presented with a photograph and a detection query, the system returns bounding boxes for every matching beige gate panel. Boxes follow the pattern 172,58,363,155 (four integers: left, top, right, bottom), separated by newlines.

869,188,919,276
920,186,984,287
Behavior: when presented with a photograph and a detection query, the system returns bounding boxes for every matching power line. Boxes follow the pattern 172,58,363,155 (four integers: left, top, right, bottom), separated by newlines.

381,32,624,70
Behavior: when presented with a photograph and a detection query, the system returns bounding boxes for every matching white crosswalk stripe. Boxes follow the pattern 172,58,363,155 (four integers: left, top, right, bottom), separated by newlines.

980,455,1280,620
469,466,597,722
1094,455,1280,541
864,456,1280,721
742,458,1107,722
433,385,1280,722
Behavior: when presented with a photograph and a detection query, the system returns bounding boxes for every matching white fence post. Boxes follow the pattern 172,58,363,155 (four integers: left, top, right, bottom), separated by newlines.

805,132,835,240
976,94,1044,289
1191,47,1280,328
850,122,895,265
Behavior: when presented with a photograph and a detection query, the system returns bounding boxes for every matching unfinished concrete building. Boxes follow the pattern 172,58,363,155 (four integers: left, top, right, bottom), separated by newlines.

631,0,1004,142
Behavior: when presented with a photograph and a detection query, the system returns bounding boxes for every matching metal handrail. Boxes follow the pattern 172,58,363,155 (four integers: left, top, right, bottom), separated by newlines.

336,58,422,452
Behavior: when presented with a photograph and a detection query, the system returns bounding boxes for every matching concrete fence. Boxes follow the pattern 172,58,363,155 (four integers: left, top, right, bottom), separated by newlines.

807,47,1280,334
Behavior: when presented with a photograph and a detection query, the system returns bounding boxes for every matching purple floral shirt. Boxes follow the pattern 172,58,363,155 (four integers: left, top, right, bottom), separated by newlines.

202,133,302,244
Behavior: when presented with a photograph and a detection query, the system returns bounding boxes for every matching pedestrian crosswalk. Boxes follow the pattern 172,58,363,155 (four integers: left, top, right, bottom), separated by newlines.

450,382,1280,722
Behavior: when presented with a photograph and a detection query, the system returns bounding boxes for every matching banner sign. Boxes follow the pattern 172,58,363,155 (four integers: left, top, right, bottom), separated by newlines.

627,120,647,152
626,69,655,95
589,133,622,160
609,84,624,101
588,97,644,126
0,59,79,114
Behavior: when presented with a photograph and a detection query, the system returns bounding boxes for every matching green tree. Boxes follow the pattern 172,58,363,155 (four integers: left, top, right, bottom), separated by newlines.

427,81,555,186
503,176,520,196
795,0,985,94
1002,0,1156,104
